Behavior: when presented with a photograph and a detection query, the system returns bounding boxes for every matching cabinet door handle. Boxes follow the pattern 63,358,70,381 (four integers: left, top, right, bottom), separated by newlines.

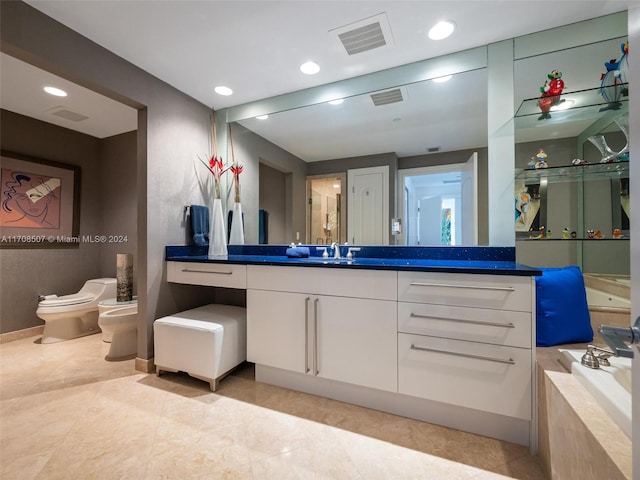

314,298,319,375
408,282,514,292
410,344,515,365
409,313,515,329
305,297,310,373
181,268,233,275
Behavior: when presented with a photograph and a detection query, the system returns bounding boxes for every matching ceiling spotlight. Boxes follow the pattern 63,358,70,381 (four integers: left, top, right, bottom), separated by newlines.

44,86,67,97
256,115,269,120
214,86,233,96
432,75,452,83
428,21,455,40
328,98,343,105
300,61,320,75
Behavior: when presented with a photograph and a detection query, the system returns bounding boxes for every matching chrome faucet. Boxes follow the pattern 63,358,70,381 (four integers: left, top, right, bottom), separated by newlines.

330,242,341,259
597,318,640,359
582,317,640,369
581,345,614,369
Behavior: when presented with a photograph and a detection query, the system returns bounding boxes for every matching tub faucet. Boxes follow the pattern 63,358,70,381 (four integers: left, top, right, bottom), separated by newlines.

581,345,614,369
330,242,341,259
597,318,640,359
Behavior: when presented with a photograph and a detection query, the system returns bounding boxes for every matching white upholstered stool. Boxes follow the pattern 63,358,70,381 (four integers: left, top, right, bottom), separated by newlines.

153,304,247,391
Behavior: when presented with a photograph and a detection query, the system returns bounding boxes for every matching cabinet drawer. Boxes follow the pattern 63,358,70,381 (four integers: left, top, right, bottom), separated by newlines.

167,261,247,289
398,272,532,312
247,265,396,300
398,333,532,420
398,302,532,348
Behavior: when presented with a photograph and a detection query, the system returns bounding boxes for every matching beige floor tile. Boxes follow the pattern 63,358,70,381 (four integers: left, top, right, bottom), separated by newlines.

0,334,545,480
250,441,364,480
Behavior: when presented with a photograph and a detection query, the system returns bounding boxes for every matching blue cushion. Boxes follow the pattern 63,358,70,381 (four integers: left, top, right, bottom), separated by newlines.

535,266,593,346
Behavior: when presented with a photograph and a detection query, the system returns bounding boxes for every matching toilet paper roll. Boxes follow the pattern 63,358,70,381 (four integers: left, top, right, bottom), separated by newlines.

116,253,133,302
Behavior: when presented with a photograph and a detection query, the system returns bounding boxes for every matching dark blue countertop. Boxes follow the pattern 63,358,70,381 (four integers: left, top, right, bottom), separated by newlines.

166,245,541,276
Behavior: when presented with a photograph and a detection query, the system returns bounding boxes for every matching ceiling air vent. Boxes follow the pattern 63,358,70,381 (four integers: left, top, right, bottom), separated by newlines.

370,88,403,107
51,108,89,122
339,23,386,55
330,12,394,56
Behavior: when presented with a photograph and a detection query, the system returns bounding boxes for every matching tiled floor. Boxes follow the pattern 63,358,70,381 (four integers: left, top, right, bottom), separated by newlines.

0,334,546,479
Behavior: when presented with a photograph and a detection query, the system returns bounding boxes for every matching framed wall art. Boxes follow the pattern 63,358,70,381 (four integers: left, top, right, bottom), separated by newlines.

0,150,80,248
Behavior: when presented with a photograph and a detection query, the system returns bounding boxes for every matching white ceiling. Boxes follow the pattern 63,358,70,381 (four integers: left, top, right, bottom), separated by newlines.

1,1,630,155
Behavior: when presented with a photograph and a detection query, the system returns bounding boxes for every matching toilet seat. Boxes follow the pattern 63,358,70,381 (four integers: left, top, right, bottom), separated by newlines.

39,294,95,308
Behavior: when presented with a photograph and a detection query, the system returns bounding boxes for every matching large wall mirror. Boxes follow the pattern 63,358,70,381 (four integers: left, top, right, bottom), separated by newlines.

226,50,488,246
223,11,627,252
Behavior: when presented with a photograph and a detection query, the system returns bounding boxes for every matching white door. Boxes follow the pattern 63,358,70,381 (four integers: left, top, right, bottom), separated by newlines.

461,152,478,245
347,166,389,244
419,196,442,245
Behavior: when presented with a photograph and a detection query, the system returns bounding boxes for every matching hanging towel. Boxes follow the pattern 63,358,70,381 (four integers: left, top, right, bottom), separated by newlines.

190,205,210,246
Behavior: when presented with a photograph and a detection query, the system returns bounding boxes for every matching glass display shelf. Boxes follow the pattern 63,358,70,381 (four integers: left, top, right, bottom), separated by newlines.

514,84,628,126
515,160,629,185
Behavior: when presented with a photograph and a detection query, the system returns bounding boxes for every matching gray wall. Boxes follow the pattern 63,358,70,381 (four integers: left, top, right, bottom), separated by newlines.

0,110,103,334
231,122,307,243
259,164,287,244
1,1,215,356
0,114,140,334
99,132,138,283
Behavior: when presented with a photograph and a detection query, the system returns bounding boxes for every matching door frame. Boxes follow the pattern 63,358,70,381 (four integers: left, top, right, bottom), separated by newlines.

306,173,347,244
398,160,477,246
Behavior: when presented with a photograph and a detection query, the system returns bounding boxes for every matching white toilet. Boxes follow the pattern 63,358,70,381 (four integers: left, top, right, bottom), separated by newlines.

36,278,117,344
98,301,138,359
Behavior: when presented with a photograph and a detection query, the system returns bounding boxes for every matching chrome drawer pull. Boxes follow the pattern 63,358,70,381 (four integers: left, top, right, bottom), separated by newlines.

410,344,515,365
408,282,514,292
305,297,310,373
181,268,233,275
409,313,515,328
314,298,319,375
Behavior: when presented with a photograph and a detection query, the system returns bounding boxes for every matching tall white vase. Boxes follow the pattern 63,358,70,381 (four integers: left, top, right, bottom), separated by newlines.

229,202,245,245
208,198,228,256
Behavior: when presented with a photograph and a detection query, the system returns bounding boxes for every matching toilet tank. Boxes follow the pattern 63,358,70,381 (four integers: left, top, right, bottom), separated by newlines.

79,278,117,298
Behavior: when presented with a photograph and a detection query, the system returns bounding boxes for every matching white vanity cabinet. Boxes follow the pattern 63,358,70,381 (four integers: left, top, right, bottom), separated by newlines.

397,271,536,421
247,265,398,392
167,261,247,289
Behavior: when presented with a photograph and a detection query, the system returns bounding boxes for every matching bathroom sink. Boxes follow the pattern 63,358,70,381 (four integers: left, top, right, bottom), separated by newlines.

295,257,356,265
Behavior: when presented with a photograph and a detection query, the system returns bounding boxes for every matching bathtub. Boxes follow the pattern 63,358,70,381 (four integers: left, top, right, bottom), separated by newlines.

560,349,631,438
585,287,631,309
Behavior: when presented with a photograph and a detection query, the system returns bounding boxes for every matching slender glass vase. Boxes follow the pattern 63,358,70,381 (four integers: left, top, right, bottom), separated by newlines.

229,202,245,245
614,115,629,160
208,198,228,256
587,135,617,163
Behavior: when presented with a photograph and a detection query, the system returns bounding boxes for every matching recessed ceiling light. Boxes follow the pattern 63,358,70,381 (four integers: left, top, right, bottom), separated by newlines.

44,86,67,97
214,86,233,96
432,75,452,83
328,99,343,105
256,115,269,120
428,21,455,40
300,61,320,75
333,184,340,189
